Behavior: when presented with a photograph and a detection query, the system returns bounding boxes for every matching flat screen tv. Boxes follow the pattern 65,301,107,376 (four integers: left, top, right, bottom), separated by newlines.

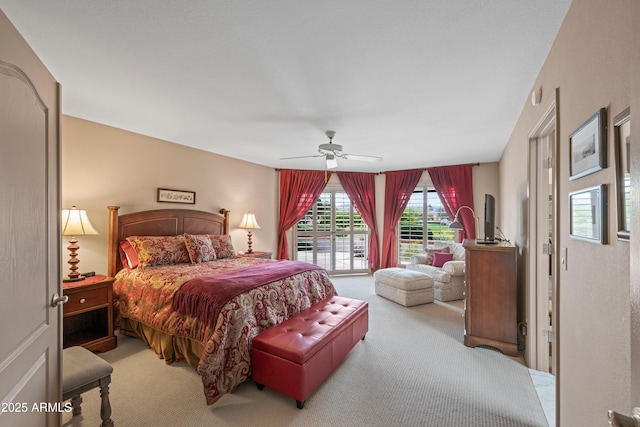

481,193,496,244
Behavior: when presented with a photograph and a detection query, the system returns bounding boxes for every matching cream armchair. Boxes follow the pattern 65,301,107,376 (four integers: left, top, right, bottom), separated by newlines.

406,241,466,301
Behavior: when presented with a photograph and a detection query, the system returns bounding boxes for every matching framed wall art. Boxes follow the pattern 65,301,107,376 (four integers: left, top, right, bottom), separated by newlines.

614,107,630,240
569,108,607,180
157,188,196,204
569,184,607,244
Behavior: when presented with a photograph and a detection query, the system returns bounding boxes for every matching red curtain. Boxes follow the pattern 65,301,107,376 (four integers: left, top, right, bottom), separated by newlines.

427,164,475,242
336,172,381,271
278,169,331,260
380,169,424,268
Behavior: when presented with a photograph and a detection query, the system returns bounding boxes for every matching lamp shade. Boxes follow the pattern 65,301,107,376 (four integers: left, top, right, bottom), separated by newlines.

449,220,464,230
61,206,99,236
238,212,261,230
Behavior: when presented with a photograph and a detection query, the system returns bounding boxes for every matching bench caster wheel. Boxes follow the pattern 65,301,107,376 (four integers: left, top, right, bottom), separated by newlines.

255,382,264,390
296,400,305,409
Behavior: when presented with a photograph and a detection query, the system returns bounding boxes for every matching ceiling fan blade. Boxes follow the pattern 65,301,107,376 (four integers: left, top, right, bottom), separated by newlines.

342,153,383,162
279,154,325,160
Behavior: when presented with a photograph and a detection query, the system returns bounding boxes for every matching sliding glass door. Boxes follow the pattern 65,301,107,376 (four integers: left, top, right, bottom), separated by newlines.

295,188,369,274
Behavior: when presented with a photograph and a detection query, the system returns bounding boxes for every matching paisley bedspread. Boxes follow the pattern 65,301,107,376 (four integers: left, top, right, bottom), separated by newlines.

113,257,337,404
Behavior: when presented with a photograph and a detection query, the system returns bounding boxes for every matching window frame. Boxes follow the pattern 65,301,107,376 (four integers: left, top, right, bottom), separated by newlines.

397,184,455,264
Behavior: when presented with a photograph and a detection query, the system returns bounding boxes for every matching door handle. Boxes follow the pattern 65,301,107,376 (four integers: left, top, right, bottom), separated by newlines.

51,293,69,307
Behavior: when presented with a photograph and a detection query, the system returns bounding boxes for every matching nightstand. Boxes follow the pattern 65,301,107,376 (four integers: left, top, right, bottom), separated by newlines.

238,251,273,259
63,275,117,352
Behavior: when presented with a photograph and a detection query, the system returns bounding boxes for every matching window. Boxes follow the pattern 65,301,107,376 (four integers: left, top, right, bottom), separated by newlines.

295,187,369,273
397,185,455,264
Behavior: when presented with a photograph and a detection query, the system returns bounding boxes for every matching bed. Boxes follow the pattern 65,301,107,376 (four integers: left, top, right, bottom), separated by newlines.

106,206,337,405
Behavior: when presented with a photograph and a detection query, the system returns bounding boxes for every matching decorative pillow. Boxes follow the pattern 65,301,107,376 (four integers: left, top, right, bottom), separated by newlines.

184,233,217,263
125,235,190,269
208,234,236,259
118,240,139,269
432,251,454,268
425,246,449,265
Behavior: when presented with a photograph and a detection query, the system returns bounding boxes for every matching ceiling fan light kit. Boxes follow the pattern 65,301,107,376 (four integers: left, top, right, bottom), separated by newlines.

325,153,338,169
280,130,382,169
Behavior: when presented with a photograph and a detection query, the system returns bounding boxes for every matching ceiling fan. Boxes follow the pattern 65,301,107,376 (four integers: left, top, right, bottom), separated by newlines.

280,131,383,169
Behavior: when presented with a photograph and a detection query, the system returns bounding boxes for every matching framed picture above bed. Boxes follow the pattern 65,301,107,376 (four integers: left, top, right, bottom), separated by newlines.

157,188,196,204
569,108,607,180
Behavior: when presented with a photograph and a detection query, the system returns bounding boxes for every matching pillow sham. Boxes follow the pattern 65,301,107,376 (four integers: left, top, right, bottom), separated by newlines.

184,233,217,263
425,246,449,266
126,235,190,269
208,234,236,259
118,240,139,269
432,251,454,268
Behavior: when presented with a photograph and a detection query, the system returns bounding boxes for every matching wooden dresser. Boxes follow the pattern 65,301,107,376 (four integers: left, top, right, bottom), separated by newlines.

462,239,517,356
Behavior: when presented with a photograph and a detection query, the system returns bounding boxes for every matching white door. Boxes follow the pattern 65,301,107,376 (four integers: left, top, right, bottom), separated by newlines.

0,10,62,427
527,97,558,376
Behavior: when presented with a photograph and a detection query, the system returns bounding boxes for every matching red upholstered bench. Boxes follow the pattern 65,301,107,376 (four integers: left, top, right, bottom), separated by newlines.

252,295,368,409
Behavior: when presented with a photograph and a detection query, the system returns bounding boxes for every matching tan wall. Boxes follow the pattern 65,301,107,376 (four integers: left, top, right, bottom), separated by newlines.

501,0,632,424
61,116,278,275
472,162,500,234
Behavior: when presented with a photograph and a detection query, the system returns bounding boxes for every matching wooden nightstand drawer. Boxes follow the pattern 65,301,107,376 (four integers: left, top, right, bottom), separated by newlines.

64,286,108,315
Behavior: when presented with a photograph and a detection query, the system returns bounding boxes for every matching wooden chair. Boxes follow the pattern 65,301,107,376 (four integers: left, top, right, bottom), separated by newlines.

62,346,113,427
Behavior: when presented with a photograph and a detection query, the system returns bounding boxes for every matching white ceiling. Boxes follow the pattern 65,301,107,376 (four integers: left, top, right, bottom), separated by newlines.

1,1,571,172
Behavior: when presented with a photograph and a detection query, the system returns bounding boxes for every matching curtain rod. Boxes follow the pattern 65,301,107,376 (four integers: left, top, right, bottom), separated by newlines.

378,162,480,174
275,163,481,174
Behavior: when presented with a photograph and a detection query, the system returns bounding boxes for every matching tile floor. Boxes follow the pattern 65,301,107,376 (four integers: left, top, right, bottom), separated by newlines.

529,368,555,426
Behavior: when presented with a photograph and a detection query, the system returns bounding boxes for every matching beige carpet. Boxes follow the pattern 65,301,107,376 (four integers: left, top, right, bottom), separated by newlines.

62,274,548,426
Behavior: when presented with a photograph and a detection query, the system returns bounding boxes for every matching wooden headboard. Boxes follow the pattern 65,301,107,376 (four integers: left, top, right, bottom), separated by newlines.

107,206,230,277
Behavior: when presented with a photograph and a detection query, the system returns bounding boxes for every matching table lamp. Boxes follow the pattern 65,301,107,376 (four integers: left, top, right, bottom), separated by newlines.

238,212,261,254
62,206,99,282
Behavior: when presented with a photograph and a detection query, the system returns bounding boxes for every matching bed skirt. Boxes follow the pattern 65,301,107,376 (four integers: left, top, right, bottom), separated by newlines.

118,317,204,370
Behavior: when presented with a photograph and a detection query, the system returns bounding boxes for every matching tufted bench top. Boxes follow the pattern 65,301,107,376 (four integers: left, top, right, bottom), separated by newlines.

252,296,368,365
